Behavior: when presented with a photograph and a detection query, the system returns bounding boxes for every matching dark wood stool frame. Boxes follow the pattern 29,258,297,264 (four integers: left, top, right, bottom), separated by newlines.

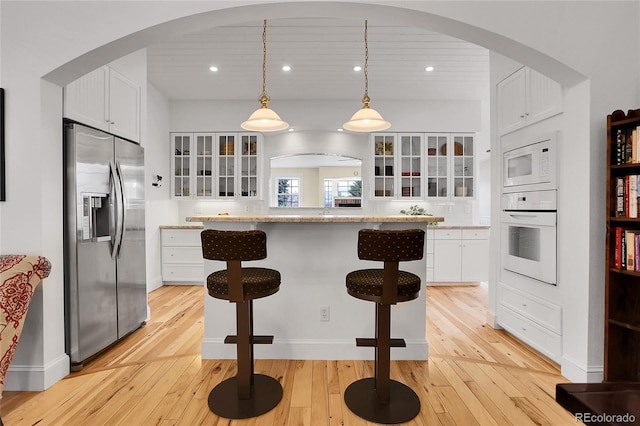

344,228,425,424
201,229,283,419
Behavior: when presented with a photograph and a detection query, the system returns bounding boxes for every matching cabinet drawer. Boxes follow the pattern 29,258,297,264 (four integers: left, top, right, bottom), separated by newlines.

162,264,204,282
499,284,561,333
462,229,489,240
162,246,203,263
498,304,561,362
434,229,462,240
161,228,202,246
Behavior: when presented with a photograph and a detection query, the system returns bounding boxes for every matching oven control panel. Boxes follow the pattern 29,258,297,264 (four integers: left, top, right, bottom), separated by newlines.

501,189,557,211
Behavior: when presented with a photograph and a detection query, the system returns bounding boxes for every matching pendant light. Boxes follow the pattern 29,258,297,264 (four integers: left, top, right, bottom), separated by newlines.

343,20,390,132
241,20,289,132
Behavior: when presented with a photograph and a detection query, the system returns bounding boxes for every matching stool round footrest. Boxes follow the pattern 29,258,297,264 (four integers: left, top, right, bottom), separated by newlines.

344,377,420,424
208,374,283,419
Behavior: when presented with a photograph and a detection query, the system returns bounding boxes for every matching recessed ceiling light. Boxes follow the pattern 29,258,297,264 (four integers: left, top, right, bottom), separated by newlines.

337,128,344,132
353,66,362,72
209,66,219,72
282,65,291,72
288,128,295,132
425,66,435,72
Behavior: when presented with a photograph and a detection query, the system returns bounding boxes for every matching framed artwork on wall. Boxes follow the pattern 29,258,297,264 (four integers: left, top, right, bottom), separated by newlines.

0,88,4,201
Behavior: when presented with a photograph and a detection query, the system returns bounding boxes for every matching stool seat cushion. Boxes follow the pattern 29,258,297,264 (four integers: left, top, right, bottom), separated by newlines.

346,269,421,303
207,267,281,301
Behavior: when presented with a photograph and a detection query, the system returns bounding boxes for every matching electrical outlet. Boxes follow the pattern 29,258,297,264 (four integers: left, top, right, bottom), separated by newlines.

320,305,330,321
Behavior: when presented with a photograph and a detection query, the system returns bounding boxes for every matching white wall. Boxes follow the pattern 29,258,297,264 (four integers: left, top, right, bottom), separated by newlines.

0,0,639,389
145,83,177,292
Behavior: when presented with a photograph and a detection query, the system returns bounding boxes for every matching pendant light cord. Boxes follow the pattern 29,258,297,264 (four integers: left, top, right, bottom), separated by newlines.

362,20,370,108
364,20,369,100
260,19,270,105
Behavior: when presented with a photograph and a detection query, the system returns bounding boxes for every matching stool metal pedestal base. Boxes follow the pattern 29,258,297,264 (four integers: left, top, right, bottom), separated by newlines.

208,374,283,419
344,377,420,424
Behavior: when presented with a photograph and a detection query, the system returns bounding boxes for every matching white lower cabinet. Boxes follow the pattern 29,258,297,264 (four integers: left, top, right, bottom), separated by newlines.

432,228,489,282
161,228,204,283
497,283,562,362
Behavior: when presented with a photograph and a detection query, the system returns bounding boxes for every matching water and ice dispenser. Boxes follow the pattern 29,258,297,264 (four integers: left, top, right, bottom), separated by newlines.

81,193,111,242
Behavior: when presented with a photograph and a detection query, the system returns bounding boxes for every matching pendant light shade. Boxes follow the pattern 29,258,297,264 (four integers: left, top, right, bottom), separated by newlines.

241,20,288,132
343,21,390,132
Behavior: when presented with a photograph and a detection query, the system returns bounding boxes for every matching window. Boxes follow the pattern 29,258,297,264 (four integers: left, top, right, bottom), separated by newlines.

276,177,300,207
324,178,362,207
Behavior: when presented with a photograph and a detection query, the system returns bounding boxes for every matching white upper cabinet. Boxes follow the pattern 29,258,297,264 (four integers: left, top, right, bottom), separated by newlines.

372,133,424,200
64,66,141,142
108,69,140,142
372,132,476,201
425,133,476,200
497,66,562,135
171,132,261,200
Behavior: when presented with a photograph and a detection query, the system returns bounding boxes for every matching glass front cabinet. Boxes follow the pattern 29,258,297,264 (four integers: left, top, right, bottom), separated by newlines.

372,132,475,200
373,133,423,199
171,132,261,199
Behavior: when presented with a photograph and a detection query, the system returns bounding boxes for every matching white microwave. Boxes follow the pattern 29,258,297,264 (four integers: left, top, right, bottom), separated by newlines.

502,133,557,193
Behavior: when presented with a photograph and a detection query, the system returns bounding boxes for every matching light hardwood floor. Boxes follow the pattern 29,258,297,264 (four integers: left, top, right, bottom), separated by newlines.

2,285,578,425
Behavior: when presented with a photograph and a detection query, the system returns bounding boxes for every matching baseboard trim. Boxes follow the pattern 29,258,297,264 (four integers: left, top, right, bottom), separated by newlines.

202,338,429,361
561,354,603,383
147,275,164,292
4,353,70,391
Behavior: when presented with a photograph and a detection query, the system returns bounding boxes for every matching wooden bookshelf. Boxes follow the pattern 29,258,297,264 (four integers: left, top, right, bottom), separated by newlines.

557,109,640,421
605,109,640,382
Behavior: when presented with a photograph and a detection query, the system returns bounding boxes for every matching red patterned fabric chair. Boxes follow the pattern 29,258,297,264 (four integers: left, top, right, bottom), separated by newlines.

0,255,51,425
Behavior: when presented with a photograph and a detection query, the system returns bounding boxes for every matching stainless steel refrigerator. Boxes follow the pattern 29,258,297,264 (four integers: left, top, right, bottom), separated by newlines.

64,121,147,370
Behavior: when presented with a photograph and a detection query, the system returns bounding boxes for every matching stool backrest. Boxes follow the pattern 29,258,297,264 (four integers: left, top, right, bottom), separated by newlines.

357,229,425,262
201,229,268,262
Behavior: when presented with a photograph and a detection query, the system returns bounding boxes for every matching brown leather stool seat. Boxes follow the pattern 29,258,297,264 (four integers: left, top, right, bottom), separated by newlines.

346,269,420,302
344,228,425,424
207,268,280,300
201,229,283,419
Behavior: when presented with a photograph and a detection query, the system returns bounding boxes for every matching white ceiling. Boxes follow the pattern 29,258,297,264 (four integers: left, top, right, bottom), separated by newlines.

146,18,490,102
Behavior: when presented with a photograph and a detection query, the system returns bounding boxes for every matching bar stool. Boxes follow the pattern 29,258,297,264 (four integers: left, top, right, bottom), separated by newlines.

344,228,425,424
201,229,283,419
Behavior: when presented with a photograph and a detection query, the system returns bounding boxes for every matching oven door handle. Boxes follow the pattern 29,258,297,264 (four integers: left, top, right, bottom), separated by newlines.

502,211,556,227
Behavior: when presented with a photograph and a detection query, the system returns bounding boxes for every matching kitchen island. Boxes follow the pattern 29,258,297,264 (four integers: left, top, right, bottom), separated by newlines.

187,214,443,361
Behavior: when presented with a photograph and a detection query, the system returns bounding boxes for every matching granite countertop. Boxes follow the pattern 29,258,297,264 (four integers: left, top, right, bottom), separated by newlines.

186,214,446,223
159,224,205,229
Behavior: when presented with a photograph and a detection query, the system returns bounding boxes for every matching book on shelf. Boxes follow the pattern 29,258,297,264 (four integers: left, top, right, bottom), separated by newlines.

615,227,622,269
617,177,625,216
615,126,640,165
630,175,638,218
612,227,640,271
613,175,640,217
626,230,636,271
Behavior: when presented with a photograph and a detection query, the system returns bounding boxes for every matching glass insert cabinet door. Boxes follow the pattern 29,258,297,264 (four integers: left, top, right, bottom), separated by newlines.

452,134,474,198
173,134,191,197
218,135,235,198
400,134,422,198
426,134,449,198
240,134,259,197
195,134,214,197
373,134,395,197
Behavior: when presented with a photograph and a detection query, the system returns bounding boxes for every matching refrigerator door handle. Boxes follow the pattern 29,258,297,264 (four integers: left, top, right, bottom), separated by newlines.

115,161,127,258
109,161,124,259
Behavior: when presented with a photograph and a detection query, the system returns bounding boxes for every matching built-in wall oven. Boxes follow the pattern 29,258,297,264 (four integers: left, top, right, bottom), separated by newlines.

501,190,557,285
